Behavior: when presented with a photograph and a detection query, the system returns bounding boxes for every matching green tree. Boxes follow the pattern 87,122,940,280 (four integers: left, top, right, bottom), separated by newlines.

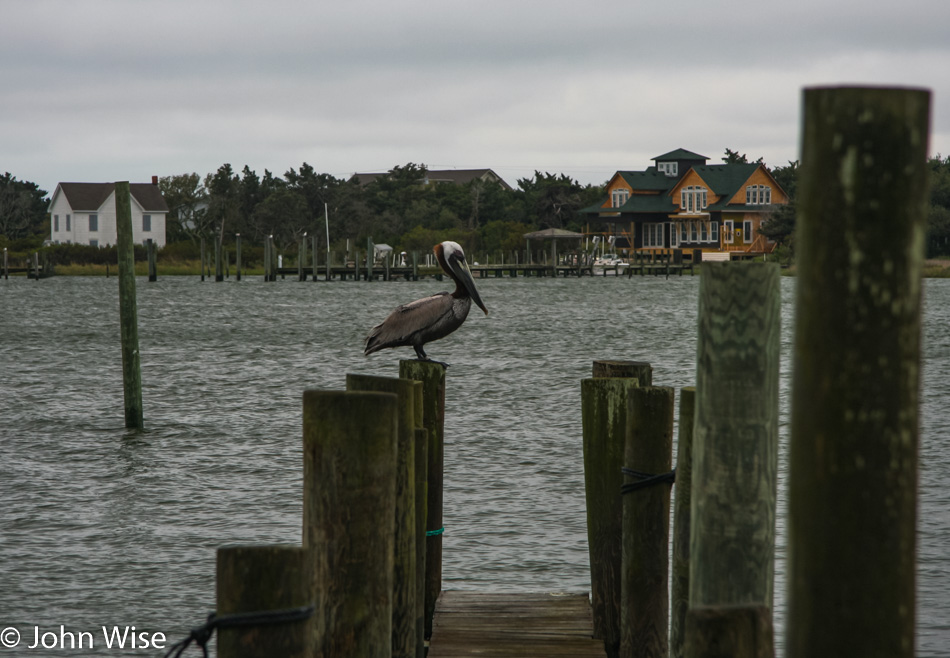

926,155,950,257
516,172,587,230
0,173,48,239
204,164,241,241
158,173,206,243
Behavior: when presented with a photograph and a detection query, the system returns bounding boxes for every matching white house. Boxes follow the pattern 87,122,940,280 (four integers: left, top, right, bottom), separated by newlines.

49,178,169,247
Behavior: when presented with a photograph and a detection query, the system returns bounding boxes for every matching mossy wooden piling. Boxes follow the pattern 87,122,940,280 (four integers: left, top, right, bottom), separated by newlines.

235,234,242,281
684,605,773,658
216,545,314,658
688,262,780,655
200,237,206,282
346,374,418,658
2,247,7,279
787,86,929,658
114,181,143,430
215,236,224,282
302,390,397,658
670,387,696,658
146,238,157,282
582,374,640,657
620,386,674,658
399,359,446,639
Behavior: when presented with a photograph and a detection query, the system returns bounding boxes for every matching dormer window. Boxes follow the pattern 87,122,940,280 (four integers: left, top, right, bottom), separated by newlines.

746,185,772,205
658,162,678,177
611,188,630,208
680,186,708,213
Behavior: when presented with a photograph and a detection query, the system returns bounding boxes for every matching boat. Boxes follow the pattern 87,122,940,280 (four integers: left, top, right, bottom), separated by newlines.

592,255,629,275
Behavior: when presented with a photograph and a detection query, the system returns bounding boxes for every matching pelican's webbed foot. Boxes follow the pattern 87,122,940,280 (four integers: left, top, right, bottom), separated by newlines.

413,345,449,368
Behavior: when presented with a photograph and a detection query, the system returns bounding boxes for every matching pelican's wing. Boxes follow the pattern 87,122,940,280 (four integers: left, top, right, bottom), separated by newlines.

364,292,453,355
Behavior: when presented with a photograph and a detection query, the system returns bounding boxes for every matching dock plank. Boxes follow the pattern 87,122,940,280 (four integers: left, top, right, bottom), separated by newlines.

427,591,607,657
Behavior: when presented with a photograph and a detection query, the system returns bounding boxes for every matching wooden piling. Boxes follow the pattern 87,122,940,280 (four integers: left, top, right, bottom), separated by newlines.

684,605,773,658
200,237,206,281
346,374,418,658
2,247,7,279
670,387,696,658
367,238,374,281
399,359,446,639
215,235,223,282
146,239,157,281
620,386,674,658
689,263,780,617
303,390,397,658
114,181,143,429
311,236,318,282
33,251,39,280
582,375,641,658
299,237,306,281
235,234,242,281
787,86,929,658
216,545,314,658
593,360,653,383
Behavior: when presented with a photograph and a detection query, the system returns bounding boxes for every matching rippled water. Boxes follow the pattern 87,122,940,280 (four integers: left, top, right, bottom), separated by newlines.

1,274,948,656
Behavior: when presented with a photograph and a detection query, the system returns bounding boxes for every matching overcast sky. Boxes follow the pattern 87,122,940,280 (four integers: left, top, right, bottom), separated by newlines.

3,0,949,196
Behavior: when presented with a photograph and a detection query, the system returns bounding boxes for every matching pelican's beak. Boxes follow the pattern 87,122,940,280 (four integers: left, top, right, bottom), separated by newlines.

455,258,488,315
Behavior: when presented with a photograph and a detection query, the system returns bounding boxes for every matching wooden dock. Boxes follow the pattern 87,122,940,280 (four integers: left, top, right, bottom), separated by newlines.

427,591,607,657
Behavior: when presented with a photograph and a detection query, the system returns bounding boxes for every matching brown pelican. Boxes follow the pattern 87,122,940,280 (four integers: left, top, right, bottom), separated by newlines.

364,241,488,363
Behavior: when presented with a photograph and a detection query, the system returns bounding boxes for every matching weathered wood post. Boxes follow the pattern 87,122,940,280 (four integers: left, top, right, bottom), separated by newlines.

146,238,157,282
2,247,7,279
409,379,428,658
215,234,224,282
412,251,418,281
670,387,696,658
114,181,143,429
367,238,374,281
299,235,307,281
200,237,206,281
620,386,674,658
311,235,318,282
399,359,446,639
787,86,929,658
582,360,652,658
686,262,780,658
303,390,397,658
216,545,314,658
33,251,40,280
346,374,417,658
235,234,242,281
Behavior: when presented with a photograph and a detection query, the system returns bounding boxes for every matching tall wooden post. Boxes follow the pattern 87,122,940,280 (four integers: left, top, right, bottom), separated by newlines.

688,263,780,654
367,238,374,281
620,386,674,658
235,234,242,281
114,181,143,429
299,236,307,281
410,379,428,658
400,360,446,639
215,235,224,281
787,86,929,658
670,387,696,658
303,390,397,658
216,545,314,658
3,247,7,279
200,237,206,281
311,236,318,282
146,238,157,282
346,374,418,658
582,377,639,658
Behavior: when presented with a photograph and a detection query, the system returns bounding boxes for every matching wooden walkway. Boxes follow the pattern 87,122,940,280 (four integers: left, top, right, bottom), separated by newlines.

427,591,607,657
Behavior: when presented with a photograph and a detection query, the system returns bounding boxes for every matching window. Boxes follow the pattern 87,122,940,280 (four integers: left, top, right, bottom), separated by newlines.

611,188,629,208
671,222,679,247
54,215,59,232
643,222,664,247
658,162,678,177
66,214,71,231
711,221,719,243
89,239,98,247
723,220,734,244
680,223,688,243
690,222,698,241
143,214,152,232
680,186,708,213
700,222,708,241
746,185,772,205
89,214,98,232
743,220,753,243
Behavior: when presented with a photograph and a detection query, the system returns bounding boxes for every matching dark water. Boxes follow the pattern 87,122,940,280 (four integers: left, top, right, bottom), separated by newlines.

1,274,948,656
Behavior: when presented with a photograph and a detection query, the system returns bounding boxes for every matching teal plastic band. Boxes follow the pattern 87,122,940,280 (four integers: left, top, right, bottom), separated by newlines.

426,527,445,537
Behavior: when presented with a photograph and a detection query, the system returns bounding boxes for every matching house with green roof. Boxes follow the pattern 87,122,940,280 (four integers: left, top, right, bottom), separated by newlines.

581,149,788,257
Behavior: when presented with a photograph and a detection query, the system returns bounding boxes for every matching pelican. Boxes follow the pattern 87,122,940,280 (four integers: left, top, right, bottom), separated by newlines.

364,241,488,363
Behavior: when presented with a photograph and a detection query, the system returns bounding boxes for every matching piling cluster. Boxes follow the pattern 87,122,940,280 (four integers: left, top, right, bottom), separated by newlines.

582,86,928,658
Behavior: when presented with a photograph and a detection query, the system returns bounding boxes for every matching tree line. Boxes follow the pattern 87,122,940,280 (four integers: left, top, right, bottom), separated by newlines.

4,152,950,259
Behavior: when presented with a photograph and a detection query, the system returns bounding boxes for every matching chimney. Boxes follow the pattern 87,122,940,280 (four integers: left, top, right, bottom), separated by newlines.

151,175,158,185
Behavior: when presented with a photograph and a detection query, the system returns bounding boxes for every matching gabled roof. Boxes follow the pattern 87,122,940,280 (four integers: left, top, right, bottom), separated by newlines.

689,163,760,209
653,148,708,162
350,168,512,191
54,182,169,212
